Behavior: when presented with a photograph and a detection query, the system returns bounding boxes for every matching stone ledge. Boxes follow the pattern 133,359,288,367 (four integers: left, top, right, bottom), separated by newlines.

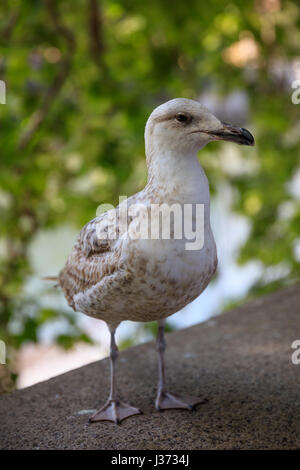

0,285,300,450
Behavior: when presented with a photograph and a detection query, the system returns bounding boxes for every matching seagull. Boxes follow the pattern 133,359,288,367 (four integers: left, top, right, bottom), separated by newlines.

52,98,254,424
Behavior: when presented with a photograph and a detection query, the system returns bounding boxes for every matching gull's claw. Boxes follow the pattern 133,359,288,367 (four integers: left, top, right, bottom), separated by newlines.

89,399,142,424
155,391,207,411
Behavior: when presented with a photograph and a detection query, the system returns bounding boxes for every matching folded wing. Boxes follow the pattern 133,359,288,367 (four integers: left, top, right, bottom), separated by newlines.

58,212,121,311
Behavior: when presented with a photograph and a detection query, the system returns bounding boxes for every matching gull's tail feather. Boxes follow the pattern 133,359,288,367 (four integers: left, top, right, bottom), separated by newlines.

41,276,58,281
41,275,59,288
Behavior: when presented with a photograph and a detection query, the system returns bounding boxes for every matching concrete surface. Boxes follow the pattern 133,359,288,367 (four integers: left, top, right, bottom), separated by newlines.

0,284,299,450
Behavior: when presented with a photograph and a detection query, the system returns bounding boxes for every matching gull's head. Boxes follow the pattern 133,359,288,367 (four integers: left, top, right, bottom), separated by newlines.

145,98,254,156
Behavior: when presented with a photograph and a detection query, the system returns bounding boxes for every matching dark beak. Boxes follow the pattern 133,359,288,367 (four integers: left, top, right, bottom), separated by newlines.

208,122,255,146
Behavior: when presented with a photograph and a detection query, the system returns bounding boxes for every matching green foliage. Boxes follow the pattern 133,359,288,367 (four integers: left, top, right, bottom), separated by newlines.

0,0,300,385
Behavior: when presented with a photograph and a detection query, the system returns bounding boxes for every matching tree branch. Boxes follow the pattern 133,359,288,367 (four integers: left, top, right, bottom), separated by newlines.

18,0,76,150
87,0,104,67
0,9,20,42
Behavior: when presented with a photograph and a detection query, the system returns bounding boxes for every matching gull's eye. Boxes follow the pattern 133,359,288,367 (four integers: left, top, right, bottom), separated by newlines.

175,113,191,123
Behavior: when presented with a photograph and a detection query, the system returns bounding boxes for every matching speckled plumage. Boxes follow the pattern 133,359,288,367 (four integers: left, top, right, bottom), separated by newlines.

59,99,219,328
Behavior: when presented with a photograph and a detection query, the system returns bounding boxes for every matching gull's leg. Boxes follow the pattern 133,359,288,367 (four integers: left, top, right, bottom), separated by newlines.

155,319,205,411
90,325,141,424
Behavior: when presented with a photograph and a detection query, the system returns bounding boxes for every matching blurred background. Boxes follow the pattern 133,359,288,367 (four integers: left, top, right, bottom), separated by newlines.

0,0,299,393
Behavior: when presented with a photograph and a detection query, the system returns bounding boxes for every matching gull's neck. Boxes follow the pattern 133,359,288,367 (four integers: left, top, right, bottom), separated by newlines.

145,148,210,205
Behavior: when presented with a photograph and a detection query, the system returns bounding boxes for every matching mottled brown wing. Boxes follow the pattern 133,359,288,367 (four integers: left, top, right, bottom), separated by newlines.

58,214,119,311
